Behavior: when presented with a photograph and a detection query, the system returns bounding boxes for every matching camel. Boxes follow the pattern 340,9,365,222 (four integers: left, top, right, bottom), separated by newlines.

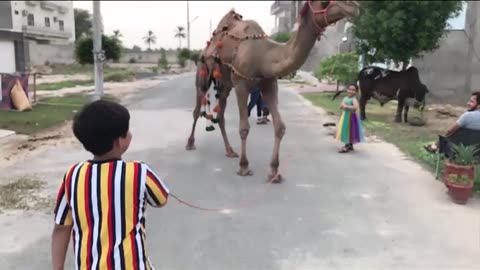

207,1,360,182
186,9,243,158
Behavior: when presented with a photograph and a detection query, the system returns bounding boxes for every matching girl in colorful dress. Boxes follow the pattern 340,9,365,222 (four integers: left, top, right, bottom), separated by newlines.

335,83,365,153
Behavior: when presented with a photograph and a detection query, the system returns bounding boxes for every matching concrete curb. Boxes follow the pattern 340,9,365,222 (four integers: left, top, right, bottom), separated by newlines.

0,129,16,141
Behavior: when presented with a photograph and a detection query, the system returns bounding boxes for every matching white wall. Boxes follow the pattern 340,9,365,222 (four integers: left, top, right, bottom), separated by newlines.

10,1,75,43
0,40,16,73
27,40,75,66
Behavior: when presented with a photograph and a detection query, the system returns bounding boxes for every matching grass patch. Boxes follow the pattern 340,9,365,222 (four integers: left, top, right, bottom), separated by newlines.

37,67,136,91
0,94,117,134
36,79,94,91
303,91,441,170
305,91,480,192
49,64,93,75
0,175,52,211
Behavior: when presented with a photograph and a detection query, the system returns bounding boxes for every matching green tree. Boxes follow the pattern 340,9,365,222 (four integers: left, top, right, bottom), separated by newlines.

176,48,191,68
158,48,170,71
143,30,156,50
353,1,463,69
189,50,200,65
74,8,92,40
271,32,291,43
314,52,359,86
75,35,122,65
174,26,186,49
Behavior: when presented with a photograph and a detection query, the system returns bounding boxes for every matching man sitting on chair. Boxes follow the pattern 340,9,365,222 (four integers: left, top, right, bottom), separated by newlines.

425,91,480,154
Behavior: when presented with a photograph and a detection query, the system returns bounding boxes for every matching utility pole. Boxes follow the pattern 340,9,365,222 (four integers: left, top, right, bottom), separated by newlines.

465,1,477,94
92,1,104,101
209,19,212,36
187,0,190,51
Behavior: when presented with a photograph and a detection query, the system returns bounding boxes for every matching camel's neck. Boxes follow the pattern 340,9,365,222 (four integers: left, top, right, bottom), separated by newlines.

266,16,319,78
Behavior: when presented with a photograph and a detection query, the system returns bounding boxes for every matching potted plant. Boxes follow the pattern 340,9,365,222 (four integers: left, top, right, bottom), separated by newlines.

444,143,480,204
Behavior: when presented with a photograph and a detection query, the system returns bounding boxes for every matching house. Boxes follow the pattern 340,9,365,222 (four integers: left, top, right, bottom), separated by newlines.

0,0,76,72
270,0,294,35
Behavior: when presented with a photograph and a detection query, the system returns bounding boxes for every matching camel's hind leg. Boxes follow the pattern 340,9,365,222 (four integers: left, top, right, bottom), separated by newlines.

261,79,285,183
217,88,239,158
186,89,203,151
234,82,253,176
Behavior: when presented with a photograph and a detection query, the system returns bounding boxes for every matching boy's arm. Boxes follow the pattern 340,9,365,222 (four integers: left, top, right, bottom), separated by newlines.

51,224,72,270
51,173,74,270
144,164,169,208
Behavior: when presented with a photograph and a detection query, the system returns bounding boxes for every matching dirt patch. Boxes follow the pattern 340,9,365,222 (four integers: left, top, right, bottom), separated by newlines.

0,175,53,211
0,122,73,168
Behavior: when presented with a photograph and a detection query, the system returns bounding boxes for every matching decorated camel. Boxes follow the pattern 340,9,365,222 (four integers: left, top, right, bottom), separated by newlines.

202,1,360,183
185,9,243,158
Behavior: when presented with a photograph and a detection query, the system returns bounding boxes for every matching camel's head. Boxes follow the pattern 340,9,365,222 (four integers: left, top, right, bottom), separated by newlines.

301,1,360,30
212,8,243,36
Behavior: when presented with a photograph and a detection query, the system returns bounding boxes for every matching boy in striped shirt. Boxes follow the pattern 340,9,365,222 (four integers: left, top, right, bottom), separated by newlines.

51,100,169,270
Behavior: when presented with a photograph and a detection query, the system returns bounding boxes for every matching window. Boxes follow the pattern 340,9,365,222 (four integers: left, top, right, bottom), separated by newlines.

14,10,19,15
59,20,64,31
27,14,34,26
45,17,50,27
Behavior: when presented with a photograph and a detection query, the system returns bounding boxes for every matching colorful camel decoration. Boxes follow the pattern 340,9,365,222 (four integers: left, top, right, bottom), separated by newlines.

185,9,243,158
188,1,360,183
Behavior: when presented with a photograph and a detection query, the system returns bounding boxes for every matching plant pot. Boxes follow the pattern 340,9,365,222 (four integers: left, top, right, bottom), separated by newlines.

443,160,475,204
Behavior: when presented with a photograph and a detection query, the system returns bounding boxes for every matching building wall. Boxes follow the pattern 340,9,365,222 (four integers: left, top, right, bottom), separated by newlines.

0,40,16,73
120,51,178,64
26,40,75,66
10,1,76,43
0,2,13,30
412,2,480,105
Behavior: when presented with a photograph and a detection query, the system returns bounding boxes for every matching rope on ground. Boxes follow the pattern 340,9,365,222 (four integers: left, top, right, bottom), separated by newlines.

169,144,297,213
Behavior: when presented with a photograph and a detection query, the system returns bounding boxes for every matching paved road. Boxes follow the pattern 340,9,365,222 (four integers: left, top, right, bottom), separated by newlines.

1,73,479,270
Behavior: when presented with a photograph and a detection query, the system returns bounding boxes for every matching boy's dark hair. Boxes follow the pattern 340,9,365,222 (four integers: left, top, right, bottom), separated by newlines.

73,100,130,156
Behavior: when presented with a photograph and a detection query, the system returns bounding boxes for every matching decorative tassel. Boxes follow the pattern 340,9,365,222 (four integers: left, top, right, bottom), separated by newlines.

200,94,207,116
204,92,215,131
216,41,223,48
213,69,221,79
199,69,207,78
213,105,220,113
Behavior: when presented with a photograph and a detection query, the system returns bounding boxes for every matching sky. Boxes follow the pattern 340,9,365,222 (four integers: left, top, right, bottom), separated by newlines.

72,1,275,50
72,1,467,51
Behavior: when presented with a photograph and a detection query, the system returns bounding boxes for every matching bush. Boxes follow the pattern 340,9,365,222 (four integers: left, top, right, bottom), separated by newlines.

104,69,134,82
177,57,186,68
176,48,191,68
158,49,170,71
271,32,291,43
75,35,122,65
189,50,200,65
314,52,359,84
128,57,137,64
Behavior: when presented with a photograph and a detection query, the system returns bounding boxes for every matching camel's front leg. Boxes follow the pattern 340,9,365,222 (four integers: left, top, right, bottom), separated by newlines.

186,90,203,151
218,89,239,158
234,84,253,176
261,80,285,183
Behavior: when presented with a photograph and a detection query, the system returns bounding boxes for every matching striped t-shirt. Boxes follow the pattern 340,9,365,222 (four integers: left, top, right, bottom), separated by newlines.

54,159,169,270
